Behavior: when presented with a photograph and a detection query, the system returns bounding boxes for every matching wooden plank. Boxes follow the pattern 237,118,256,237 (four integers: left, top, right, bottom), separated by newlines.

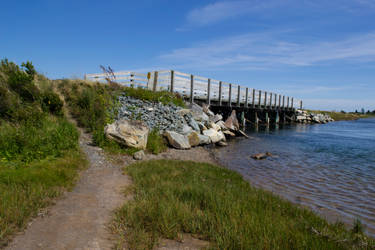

219,81,223,106
190,74,194,103
207,79,211,105
245,88,249,107
228,84,232,106
174,71,191,78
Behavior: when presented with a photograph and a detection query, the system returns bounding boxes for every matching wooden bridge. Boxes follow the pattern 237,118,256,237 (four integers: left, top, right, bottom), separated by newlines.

85,70,302,125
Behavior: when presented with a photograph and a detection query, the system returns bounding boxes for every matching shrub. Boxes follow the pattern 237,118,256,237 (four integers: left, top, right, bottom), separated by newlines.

41,91,64,115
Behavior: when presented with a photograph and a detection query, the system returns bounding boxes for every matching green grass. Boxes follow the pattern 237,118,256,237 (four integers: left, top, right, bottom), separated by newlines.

57,80,181,154
146,129,168,154
308,110,375,121
0,150,86,247
112,160,374,250
0,59,87,246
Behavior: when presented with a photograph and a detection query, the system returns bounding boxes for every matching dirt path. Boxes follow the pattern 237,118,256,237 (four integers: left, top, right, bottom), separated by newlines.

6,131,131,250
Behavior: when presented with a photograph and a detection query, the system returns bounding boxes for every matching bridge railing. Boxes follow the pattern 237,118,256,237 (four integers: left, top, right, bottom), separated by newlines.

85,69,302,110
84,71,148,88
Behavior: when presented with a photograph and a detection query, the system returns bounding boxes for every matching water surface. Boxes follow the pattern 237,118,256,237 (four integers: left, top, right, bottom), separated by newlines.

215,118,375,236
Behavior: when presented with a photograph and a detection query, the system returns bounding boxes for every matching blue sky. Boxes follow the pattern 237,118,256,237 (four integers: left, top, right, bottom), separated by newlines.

1,0,375,111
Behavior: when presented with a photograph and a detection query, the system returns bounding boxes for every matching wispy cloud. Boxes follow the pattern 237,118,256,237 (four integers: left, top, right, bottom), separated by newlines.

160,31,375,70
183,0,375,27
186,1,282,27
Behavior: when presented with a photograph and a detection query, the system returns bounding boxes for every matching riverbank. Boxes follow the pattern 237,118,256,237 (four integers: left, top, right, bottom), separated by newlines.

111,146,375,249
308,110,375,121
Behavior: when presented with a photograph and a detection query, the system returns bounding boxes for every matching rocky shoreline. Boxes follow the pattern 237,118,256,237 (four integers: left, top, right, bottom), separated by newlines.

105,95,244,152
104,95,334,154
295,109,334,124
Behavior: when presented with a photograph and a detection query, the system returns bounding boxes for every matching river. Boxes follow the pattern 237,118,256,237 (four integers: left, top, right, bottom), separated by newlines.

214,118,375,237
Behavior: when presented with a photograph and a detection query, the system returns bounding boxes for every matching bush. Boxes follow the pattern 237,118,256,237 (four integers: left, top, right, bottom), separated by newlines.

0,116,79,164
41,91,64,115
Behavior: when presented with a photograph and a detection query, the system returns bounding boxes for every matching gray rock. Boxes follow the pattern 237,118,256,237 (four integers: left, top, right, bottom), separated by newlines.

133,150,145,160
217,141,228,147
181,124,193,135
105,119,149,149
164,131,191,149
202,129,225,143
210,114,223,123
198,134,211,145
187,131,200,147
224,110,240,131
189,118,200,132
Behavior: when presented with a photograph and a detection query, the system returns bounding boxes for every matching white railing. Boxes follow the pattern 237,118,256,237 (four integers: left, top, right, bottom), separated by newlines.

85,69,302,109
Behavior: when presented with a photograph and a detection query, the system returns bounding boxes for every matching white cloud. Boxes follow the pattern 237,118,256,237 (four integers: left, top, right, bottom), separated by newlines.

183,0,375,27
160,32,375,70
185,0,283,26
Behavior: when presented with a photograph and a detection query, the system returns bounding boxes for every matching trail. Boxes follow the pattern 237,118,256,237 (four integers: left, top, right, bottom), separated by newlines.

6,130,131,250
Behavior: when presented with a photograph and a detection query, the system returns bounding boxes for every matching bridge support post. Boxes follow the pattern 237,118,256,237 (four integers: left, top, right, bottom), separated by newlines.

276,111,280,124
255,112,259,126
240,111,245,130
265,112,269,126
219,81,222,106
207,78,211,105
153,71,158,92
190,74,194,103
170,70,174,93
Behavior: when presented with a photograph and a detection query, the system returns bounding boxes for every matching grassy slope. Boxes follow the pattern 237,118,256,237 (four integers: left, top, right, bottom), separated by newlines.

308,110,375,121
113,160,374,250
0,60,87,246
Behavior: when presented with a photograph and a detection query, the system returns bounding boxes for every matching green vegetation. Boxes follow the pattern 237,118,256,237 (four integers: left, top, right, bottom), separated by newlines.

112,160,374,250
146,129,168,154
308,110,375,121
0,59,86,246
58,80,183,154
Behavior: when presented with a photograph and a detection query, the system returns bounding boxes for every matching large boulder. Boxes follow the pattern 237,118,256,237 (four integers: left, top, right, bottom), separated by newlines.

210,114,223,123
181,124,193,135
216,120,228,130
208,122,221,131
164,131,191,149
187,131,200,147
224,110,240,131
188,117,200,132
188,103,209,123
105,119,149,149
198,134,211,145
202,129,225,143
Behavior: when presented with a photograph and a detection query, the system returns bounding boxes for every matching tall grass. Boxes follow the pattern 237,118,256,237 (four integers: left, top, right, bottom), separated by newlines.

0,59,87,246
112,160,374,249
